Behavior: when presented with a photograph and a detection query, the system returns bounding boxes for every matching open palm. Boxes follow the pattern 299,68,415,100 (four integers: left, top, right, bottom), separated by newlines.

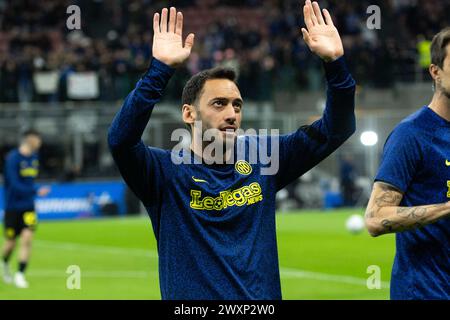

153,7,195,67
301,0,344,62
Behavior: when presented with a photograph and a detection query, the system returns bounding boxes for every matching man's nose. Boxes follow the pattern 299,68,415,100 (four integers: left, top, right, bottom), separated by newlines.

224,103,236,123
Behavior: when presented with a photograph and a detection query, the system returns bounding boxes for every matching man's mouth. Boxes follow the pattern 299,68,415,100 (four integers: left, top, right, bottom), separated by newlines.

219,126,237,133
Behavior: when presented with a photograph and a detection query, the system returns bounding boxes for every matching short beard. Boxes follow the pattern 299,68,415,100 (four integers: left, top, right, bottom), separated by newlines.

201,129,236,152
197,116,236,151
442,88,450,100
191,119,236,164
435,82,450,99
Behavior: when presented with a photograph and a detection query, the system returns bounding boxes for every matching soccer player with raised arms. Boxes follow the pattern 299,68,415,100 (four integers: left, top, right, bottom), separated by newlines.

365,28,450,299
108,1,355,299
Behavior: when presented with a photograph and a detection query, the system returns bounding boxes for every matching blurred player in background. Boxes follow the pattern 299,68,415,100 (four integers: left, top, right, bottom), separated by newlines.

2,129,50,288
365,28,450,299
109,1,355,299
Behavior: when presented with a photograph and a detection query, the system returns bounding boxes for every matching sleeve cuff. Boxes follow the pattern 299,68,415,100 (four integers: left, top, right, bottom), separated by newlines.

323,56,352,84
373,178,406,194
149,57,176,77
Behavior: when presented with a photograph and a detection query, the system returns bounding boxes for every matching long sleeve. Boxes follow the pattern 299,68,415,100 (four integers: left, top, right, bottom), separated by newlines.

275,56,356,190
108,58,175,150
108,58,175,206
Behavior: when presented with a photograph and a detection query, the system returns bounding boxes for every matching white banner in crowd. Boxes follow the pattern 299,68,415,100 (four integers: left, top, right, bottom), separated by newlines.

67,72,99,99
33,71,59,94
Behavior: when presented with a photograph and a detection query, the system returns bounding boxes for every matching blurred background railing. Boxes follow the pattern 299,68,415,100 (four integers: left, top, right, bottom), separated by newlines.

0,0,447,212
0,81,433,181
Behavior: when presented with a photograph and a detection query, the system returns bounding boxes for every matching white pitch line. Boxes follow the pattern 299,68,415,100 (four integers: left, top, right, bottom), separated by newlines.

28,269,155,278
35,240,158,258
280,267,390,288
34,240,389,288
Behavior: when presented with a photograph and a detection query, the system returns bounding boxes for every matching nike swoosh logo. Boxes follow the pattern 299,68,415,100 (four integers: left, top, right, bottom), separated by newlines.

446,160,450,166
192,176,208,183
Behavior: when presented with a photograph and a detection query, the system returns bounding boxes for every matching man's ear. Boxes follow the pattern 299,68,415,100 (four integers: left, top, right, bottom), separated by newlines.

182,104,196,127
429,64,441,84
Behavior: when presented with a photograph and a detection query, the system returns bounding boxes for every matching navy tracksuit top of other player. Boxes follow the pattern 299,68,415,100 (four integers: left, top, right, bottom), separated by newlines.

108,57,356,299
4,149,39,212
376,106,450,300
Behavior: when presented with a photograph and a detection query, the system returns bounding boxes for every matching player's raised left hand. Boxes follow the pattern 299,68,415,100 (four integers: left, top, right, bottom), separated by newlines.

301,0,344,62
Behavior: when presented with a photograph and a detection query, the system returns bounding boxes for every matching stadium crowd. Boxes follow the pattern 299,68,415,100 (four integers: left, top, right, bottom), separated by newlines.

0,0,449,103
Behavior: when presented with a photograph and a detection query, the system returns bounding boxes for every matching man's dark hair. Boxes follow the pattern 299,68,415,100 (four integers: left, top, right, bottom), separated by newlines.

182,67,237,106
431,27,450,70
22,129,41,138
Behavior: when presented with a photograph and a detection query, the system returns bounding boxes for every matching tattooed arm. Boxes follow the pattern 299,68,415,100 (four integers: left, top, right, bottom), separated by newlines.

364,182,450,237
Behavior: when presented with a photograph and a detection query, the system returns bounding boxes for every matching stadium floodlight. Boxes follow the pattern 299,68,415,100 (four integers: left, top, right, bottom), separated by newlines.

360,130,378,146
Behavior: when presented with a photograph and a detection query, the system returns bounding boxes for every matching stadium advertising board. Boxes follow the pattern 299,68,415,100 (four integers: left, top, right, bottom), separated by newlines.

0,181,126,220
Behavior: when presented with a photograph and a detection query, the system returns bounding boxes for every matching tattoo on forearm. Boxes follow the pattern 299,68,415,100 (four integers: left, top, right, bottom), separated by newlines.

368,183,449,234
396,203,445,219
365,209,375,218
396,206,427,219
366,183,402,219
381,204,447,233
381,219,402,232
375,191,402,207
381,219,423,232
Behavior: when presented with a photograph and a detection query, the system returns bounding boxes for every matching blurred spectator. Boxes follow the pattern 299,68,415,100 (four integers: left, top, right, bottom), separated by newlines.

59,164,81,182
339,154,357,207
0,0,449,104
417,34,431,81
0,60,19,102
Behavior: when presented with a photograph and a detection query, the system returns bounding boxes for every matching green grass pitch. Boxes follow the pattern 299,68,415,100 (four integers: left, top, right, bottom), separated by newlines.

0,209,395,299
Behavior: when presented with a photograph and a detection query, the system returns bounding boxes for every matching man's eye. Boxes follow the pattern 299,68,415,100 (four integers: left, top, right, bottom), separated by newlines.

213,101,225,107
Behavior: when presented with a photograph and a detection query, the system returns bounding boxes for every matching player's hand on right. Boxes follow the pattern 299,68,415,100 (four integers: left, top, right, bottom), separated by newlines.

37,186,51,197
301,0,344,62
152,7,195,67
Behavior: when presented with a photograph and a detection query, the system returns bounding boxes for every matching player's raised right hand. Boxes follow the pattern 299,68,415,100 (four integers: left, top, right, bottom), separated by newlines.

152,7,195,68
